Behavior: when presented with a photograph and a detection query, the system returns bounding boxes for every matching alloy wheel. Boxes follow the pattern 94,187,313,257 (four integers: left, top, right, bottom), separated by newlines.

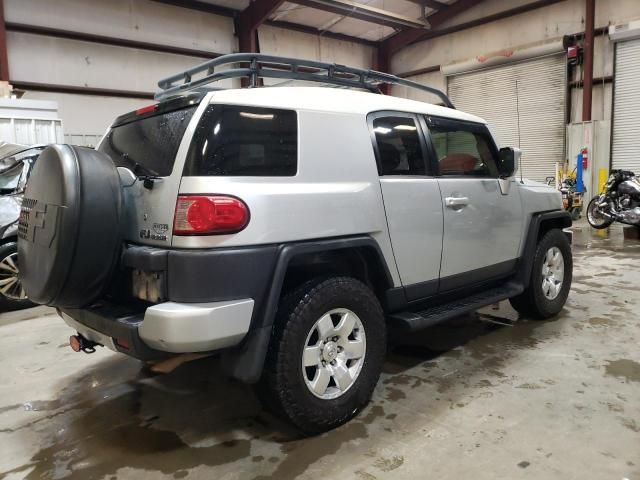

301,308,366,400
541,247,564,300
0,252,26,301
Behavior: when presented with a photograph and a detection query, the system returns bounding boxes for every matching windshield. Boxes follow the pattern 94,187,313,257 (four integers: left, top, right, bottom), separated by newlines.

98,106,196,176
0,163,23,193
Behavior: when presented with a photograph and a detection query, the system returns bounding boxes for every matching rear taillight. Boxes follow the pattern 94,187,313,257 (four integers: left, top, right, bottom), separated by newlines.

173,195,249,235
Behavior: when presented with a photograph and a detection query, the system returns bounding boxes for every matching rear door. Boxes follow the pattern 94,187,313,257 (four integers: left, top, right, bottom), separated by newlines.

369,112,443,301
424,116,523,292
97,100,201,247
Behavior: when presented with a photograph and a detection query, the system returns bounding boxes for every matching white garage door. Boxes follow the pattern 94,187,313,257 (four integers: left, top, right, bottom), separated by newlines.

612,38,640,174
448,55,566,182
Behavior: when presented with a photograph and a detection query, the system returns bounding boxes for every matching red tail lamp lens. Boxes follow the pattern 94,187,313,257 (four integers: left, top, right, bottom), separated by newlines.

173,196,249,235
135,104,157,115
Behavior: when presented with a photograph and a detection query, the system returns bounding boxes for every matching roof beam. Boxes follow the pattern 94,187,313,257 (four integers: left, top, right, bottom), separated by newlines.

291,0,428,29
408,0,569,53
267,19,378,46
422,0,450,9
382,0,572,55
152,0,235,17
152,0,375,48
237,0,287,53
383,0,485,54
404,0,449,10
238,0,287,34
6,22,223,59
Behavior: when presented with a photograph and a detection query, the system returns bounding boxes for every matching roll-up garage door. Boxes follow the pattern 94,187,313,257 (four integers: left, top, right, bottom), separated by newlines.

612,39,640,174
447,55,566,182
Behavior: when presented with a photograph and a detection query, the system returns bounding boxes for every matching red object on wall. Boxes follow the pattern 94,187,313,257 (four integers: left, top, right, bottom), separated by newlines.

581,148,588,169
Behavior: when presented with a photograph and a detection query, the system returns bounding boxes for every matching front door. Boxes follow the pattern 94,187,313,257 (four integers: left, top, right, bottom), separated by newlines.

424,115,523,292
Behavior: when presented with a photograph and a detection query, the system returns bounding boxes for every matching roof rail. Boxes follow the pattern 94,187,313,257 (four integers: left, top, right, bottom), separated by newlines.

155,53,454,108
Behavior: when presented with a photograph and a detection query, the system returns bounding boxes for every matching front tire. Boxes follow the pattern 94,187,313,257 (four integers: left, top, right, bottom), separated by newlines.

587,196,613,229
258,276,386,434
509,229,572,320
0,242,32,311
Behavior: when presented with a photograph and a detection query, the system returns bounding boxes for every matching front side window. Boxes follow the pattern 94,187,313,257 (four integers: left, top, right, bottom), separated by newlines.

372,116,426,176
184,105,297,176
428,118,499,177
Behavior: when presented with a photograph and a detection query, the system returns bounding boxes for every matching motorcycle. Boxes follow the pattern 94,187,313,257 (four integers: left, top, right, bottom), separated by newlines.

586,169,640,229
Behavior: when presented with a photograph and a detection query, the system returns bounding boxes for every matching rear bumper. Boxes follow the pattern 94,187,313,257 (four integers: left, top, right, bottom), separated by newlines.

60,298,254,360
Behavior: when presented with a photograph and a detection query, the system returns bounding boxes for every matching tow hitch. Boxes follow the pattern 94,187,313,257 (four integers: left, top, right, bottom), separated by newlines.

69,334,99,354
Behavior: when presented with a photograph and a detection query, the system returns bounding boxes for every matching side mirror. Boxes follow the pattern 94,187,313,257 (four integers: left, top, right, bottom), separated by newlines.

498,147,521,178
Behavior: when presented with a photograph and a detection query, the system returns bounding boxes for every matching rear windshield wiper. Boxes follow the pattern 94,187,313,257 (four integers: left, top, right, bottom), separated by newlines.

118,153,160,189
132,162,160,179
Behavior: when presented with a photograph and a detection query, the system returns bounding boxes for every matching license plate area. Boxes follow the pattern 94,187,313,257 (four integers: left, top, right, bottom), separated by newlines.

132,269,166,303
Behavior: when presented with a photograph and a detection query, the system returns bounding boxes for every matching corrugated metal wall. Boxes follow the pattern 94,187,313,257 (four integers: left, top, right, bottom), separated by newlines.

611,38,640,174
447,55,566,182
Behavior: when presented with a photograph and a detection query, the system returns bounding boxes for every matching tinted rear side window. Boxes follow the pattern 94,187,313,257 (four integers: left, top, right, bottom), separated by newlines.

184,105,297,176
99,106,196,177
372,116,426,176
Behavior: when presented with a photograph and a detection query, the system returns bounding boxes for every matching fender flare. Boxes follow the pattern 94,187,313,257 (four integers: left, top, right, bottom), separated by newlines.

515,210,572,287
221,235,394,383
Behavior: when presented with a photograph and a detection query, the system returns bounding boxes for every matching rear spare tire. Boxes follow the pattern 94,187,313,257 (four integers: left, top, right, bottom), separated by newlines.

18,145,122,308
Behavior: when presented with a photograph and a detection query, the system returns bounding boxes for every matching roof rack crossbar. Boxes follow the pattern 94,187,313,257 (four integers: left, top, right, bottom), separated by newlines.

155,53,454,108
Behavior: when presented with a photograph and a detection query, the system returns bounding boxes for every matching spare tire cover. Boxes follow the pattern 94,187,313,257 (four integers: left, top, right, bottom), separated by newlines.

18,145,122,308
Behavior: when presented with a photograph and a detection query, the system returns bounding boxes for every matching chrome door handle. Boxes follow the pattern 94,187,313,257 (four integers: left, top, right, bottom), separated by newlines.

445,196,469,208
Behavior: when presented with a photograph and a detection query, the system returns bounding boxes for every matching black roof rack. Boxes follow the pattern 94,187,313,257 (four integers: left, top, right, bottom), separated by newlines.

155,53,454,109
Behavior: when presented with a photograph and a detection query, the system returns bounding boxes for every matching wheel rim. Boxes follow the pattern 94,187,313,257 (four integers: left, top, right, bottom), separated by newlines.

0,252,26,301
541,247,564,300
301,308,366,400
587,200,608,227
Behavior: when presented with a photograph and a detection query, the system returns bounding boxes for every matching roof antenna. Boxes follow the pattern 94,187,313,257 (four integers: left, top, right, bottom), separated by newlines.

515,78,524,184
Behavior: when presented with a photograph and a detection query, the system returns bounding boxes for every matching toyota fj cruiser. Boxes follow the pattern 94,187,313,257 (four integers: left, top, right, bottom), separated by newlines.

19,54,572,434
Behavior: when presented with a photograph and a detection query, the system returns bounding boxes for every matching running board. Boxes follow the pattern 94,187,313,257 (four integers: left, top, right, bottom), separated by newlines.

387,283,524,332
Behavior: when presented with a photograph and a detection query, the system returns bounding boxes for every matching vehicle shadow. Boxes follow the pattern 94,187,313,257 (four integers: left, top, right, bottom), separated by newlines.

8,305,552,480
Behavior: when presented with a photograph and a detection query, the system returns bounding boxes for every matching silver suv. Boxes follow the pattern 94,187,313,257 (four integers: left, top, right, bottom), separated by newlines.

19,54,572,434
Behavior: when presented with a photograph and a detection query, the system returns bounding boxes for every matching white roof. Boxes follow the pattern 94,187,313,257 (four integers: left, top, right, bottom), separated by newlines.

206,87,487,124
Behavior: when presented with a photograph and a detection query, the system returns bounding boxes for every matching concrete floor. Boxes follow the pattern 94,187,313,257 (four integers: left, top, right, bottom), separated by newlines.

0,219,639,480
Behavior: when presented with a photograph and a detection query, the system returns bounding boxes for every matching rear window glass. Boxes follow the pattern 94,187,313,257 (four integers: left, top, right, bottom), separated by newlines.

99,106,196,177
184,105,297,176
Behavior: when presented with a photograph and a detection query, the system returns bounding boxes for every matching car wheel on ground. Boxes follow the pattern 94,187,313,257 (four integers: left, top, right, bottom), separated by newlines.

0,241,32,311
509,229,572,319
258,276,386,434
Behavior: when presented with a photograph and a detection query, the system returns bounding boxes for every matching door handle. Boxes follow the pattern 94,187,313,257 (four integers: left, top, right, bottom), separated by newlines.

445,196,469,209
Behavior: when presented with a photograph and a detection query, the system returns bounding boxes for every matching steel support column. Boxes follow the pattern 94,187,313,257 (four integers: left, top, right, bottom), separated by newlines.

375,45,391,94
236,0,286,53
582,0,595,121
0,0,9,82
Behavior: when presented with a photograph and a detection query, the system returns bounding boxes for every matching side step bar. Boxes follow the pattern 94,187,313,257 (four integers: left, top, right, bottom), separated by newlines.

387,282,524,332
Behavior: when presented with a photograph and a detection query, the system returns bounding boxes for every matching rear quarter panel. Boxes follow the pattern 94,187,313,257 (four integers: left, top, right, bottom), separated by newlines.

175,109,401,286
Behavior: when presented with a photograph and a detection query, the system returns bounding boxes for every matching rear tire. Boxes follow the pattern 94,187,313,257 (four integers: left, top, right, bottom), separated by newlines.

0,242,32,311
258,276,386,434
509,229,572,320
587,196,613,229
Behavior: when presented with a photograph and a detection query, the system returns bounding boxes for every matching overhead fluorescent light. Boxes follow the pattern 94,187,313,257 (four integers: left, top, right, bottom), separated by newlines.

374,127,391,134
394,124,416,131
